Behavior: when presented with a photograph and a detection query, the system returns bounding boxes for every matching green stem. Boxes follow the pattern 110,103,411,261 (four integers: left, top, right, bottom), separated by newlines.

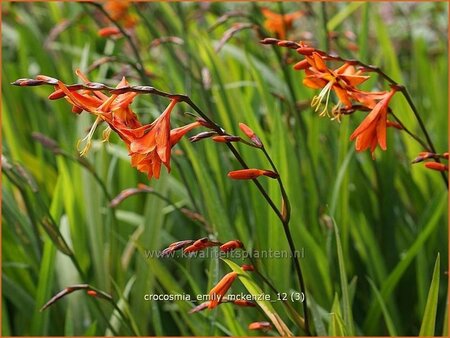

261,147,310,335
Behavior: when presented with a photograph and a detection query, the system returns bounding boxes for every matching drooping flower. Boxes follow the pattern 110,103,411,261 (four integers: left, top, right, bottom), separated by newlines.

349,89,397,157
228,169,279,180
208,272,238,309
261,7,304,39
28,72,202,180
42,71,141,156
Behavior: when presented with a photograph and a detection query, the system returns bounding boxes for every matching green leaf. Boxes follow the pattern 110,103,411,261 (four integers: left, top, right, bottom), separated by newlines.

367,278,397,336
419,253,440,336
329,294,346,336
332,219,354,335
222,259,293,336
327,2,364,31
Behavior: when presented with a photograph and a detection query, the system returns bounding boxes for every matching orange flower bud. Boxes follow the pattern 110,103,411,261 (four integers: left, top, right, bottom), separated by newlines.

228,169,279,180
220,240,243,252
239,123,263,147
239,123,255,138
87,290,98,297
98,26,121,37
296,46,316,55
248,321,272,331
212,135,241,143
241,264,255,271
233,299,256,307
208,272,238,309
425,162,448,172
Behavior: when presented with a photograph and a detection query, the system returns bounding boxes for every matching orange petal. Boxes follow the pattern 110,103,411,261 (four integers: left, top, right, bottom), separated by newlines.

170,121,201,145
334,85,351,107
343,74,370,87
303,77,326,89
312,53,328,72
376,114,387,150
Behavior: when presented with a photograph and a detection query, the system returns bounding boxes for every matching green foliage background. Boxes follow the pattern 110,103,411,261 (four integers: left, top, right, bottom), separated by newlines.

2,2,448,336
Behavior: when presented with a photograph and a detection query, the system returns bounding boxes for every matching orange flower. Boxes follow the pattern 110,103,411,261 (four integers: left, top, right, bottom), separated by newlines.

248,321,272,331
43,71,140,156
37,71,201,179
301,53,369,117
349,89,397,157
261,7,304,39
208,272,238,309
220,240,243,252
228,169,279,180
104,0,137,28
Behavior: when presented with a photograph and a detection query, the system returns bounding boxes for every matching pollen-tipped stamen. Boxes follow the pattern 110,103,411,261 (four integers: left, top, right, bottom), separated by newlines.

311,80,334,117
78,115,102,156
102,126,112,143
